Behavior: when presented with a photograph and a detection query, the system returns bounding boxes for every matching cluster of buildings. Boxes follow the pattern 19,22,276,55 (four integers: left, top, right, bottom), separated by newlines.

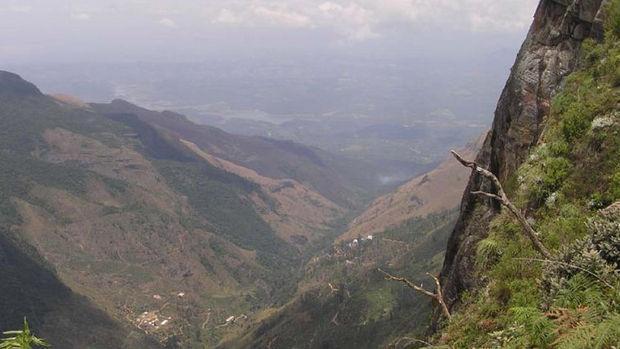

347,235,374,249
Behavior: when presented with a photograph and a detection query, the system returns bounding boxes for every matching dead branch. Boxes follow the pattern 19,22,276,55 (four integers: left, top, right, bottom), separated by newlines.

451,150,552,260
389,337,438,349
331,311,340,326
378,268,451,320
201,311,211,329
267,336,279,349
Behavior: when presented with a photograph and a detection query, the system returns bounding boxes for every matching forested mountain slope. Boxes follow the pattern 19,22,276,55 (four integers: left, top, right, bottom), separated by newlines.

0,71,165,348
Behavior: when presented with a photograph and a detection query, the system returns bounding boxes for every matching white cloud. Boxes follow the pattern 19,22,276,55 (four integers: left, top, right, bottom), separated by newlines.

214,8,242,24
201,0,538,41
0,3,32,13
0,0,539,45
159,17,177,28
212,5,311,28
9,4,32,13
318,2,378,41
466,0,538,32
327,0,539,34
71,12,91,21
253,6,311,28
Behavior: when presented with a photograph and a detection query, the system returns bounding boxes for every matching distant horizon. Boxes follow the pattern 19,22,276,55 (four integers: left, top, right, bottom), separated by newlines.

0,0,538,64
0,0,540,180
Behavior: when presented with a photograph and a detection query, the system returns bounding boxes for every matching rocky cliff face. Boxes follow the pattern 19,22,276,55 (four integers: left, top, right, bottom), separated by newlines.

440,0,609,308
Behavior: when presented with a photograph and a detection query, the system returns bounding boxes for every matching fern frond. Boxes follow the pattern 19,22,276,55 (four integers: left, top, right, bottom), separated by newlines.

556,313,620,349
510,306,557,347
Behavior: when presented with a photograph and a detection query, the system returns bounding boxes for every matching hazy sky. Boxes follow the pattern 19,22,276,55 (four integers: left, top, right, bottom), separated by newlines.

0,0,539,63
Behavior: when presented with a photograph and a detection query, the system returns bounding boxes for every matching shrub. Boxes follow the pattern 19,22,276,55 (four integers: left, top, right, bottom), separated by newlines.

520,151,571,204
554,313,620,349
542,157,571,192
607,0,620,38
561,102,592,142
609,171,620,200
476,237,502,268
542,212,620,300
0,319,49,349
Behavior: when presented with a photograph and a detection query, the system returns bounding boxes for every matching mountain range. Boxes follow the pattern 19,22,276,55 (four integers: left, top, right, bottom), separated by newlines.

0,71,396,348
1,0,619,347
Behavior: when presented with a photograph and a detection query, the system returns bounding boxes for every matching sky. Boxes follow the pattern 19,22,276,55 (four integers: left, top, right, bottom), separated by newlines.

0,0,539,63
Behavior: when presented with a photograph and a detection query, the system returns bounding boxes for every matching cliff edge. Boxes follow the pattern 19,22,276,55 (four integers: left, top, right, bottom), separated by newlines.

440,0,609,309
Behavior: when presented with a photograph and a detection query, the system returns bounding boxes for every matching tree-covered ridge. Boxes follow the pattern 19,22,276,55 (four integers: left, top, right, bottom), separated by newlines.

435,2,620,347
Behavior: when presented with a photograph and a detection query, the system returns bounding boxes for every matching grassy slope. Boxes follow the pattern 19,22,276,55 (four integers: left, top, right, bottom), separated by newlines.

220,209,458,349
342,137,482,241
0,82,305,347
0,81,164,348
99,111,298,284
435,5,620,347
0,231,163,349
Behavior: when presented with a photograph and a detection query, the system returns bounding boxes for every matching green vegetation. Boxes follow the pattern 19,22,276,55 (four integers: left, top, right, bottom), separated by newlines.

1,319,48,349
382,209,459,244
437,6,620,347
154,160,298,275
0,79,297,347
224,209,459,349
0,92,134,231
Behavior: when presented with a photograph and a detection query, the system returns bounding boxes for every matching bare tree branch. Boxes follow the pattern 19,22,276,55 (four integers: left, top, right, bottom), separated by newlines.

471,191,503,202
451,150,552,260
331,311,340,326
378,268,451,320
389,336,435,348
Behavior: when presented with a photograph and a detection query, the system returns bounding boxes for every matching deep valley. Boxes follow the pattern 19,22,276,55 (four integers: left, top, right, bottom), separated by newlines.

1,0,620,348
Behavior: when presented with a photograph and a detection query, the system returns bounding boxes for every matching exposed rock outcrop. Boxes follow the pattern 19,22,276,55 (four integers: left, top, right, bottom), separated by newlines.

439,0,609,309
